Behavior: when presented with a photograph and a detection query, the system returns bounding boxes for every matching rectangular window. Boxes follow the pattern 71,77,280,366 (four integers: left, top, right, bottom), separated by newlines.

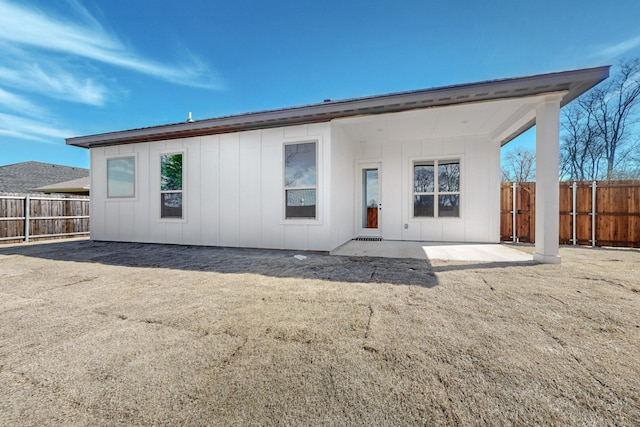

160,153,183,218
284,142,316,219
107,157,135,198
413,159,460,218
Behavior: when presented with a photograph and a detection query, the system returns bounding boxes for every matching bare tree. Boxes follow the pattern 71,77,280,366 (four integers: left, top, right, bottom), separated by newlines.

560,101,604,181
501,147,536,182
561,58,640,180
596,58,640,179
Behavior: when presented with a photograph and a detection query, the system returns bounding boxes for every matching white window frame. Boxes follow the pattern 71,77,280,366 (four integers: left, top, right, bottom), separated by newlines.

106,155,136,199
412,158,461,219
283,140,318,221
160,151,185,220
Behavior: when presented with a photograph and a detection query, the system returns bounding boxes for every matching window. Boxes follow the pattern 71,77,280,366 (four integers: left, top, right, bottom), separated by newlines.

160,153,183,218
284,142,316,219
107,157,135,198
413,159,460,218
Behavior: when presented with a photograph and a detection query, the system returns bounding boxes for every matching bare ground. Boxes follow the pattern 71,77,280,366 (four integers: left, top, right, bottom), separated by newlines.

0,239,638,426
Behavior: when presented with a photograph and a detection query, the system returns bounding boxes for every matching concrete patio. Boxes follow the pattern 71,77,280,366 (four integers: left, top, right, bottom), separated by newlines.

330,240,534,262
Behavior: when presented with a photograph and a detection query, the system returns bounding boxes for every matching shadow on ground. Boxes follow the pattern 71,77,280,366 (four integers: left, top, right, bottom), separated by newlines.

0,240,439,287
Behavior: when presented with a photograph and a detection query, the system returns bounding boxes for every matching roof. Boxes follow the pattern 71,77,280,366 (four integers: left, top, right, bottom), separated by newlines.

33,176,90,195
0,161,90,194
67,66,610,149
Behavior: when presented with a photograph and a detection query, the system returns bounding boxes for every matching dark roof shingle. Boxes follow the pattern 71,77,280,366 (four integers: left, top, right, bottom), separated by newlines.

0,161,89,193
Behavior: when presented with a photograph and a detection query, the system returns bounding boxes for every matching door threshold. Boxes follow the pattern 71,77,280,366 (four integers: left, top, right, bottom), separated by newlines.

354,237,383,242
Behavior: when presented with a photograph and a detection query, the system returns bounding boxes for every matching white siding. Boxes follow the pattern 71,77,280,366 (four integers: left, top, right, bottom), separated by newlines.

329,125,355,250
91,108,502,250
218,133,240,247
199,135,220,245
333,119,501,244
380,142,403,240
90,123,333,251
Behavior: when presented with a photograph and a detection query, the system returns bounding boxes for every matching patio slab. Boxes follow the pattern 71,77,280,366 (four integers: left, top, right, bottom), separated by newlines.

331,240,533,262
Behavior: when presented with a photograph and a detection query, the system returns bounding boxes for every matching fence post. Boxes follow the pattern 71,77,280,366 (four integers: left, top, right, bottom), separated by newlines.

572,181,577,245
512,182,517,243
591,181,597,247
24,194,30,242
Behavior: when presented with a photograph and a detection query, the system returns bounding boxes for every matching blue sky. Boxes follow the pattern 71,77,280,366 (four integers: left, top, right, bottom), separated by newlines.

1,0,639,169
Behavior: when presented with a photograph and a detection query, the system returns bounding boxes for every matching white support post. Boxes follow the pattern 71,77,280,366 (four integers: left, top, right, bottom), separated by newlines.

512,182,517,243
533,95,563,264
572,181,577,245
24,194,30,242
591,181,597,247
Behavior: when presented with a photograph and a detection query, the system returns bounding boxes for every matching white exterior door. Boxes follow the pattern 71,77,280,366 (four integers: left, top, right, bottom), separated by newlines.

359,163,382,237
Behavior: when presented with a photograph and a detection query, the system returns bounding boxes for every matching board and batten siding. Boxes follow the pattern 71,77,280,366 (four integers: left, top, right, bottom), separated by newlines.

90,123,333,251
333,125,501,244
91,118,502,250
329,124,356,250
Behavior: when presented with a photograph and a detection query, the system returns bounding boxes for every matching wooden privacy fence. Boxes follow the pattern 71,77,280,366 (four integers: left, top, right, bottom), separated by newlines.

501,180,640,248
0,193,90,243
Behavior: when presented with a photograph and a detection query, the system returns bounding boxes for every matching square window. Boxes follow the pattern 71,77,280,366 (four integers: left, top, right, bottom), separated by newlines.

107,157,135,198
413,159,460,218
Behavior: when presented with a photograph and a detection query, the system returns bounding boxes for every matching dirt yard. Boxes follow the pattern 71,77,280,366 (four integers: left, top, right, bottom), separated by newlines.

0,239,638,426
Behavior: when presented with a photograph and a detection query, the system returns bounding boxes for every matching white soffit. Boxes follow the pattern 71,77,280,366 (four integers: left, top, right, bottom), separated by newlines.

335,93,560,144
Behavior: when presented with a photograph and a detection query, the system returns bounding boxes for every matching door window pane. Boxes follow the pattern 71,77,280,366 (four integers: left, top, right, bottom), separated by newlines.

363,168,379,228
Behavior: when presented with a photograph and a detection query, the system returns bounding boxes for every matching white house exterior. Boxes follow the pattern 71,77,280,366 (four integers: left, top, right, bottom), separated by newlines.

67,67,609,263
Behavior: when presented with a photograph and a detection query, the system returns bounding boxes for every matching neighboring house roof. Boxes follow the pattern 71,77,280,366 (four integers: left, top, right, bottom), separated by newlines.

33,176,90,195
67,66,609,149
0,161,90,194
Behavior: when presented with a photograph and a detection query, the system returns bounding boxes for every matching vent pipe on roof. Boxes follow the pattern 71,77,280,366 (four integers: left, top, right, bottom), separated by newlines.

187,112,194,122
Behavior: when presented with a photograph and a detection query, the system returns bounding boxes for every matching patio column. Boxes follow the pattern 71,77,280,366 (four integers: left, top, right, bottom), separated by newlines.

534,95,563,264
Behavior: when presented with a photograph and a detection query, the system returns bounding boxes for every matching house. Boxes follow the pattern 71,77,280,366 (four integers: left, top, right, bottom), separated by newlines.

33,176,90,195
66,66,609,263
0,161,89,194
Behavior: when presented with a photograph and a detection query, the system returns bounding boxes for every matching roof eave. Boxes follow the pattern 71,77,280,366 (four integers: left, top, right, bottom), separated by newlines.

66,66,610,149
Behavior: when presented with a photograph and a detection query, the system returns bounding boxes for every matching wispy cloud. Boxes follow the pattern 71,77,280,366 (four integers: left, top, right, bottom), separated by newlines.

591,33,640,60
0,0,223,90
0,61,110,106
0,0,222,145
0,87,46,117
0,112,75,143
